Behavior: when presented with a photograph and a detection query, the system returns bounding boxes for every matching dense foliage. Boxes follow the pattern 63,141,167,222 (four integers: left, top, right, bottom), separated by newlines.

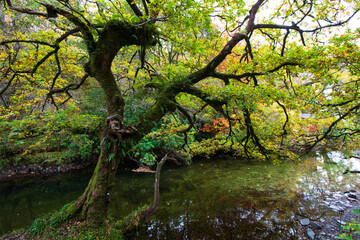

1,0,360,237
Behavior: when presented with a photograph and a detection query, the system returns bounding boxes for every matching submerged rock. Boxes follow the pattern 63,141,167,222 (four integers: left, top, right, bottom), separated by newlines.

310,221,322,230
300,218,310,226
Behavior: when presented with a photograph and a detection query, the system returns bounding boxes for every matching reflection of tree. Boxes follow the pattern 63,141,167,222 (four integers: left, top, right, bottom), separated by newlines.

26,195,36,219
320,149,337,165
136,198,300,239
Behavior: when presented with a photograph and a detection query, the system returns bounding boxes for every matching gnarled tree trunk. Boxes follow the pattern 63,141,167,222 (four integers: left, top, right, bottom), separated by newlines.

65,21,160,225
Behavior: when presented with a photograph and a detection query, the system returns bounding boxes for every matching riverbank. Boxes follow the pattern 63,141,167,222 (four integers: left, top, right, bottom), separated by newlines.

0,148,188,182
0,159,97,182
297,189,360,239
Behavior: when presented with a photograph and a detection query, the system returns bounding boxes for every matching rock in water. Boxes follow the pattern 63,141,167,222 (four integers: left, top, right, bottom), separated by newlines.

306,228,315,239
300,218,310,226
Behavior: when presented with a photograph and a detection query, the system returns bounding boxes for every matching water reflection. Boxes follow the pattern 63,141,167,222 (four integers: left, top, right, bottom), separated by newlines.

0,151,360,238
0,171,92,234
138,192,301,239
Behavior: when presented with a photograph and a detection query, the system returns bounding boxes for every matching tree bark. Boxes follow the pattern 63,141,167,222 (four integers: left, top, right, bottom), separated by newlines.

67,140,123,225
64,21,159,225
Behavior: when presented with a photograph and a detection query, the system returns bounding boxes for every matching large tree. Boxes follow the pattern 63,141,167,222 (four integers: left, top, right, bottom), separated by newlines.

1,0,360,232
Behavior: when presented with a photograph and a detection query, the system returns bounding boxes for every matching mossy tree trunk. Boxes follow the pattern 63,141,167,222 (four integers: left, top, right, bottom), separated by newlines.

66,21,160,225
68,141,124,225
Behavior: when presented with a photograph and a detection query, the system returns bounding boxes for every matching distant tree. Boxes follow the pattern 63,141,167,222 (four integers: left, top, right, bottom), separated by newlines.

1,0,359,233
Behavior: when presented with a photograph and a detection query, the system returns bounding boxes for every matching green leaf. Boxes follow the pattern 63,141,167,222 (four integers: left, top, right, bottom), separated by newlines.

107,153,115,162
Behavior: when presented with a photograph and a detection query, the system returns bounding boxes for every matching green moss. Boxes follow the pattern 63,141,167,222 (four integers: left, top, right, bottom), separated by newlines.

112,204,150,236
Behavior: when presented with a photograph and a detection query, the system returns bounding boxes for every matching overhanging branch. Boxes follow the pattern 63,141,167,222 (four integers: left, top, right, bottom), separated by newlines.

307,102,360,151
46,73,89,104
210,62,300,84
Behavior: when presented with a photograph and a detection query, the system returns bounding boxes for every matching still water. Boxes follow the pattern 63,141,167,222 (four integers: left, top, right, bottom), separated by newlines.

0,151,359,238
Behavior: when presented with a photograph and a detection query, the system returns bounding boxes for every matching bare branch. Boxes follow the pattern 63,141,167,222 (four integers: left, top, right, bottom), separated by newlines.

146,154,169,218
254,10,359,34
281,29,290,56
176,104,194,150
47,73,89,97
0,40,54,47
307,102,360,151
210,62,300,84
0,72,16,95
50,52,62,90
32,48,58,74
5,0,48,17
275,100,289,145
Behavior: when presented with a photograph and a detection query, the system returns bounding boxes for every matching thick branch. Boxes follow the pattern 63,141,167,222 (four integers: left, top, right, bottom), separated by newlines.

125,0,144,17
182,85,226,115
187,0,265,85
133,0,265,140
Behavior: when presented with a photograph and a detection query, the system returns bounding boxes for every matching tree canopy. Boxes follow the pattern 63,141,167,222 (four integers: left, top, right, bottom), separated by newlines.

1,0,360,236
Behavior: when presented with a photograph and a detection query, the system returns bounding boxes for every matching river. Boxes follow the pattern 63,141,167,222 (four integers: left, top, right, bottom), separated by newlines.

1,151,360,239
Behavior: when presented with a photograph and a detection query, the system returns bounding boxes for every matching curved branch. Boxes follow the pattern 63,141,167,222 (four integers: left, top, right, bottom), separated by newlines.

0,40,54,47
275,100,289,145
176,104,194,150
182,85,226,115
50,52,62,90
2,27,81,78
295,0,314,25
47,73,89,96
210,62,300,83
147,154,169,218
281,29,290,56
32,48,58,74
5,0,47,17
188,0,265,85
242,107,269,159
307,102,360,151
133,0,266,139
321,100,354,107
254,10,359,34
6,0,96,53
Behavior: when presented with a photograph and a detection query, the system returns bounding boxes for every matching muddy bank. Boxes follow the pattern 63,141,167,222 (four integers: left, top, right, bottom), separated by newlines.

0,160,97,182
0,148,188,181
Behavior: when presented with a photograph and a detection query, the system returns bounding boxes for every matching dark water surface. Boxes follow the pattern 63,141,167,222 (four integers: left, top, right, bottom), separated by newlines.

1,151,360,238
